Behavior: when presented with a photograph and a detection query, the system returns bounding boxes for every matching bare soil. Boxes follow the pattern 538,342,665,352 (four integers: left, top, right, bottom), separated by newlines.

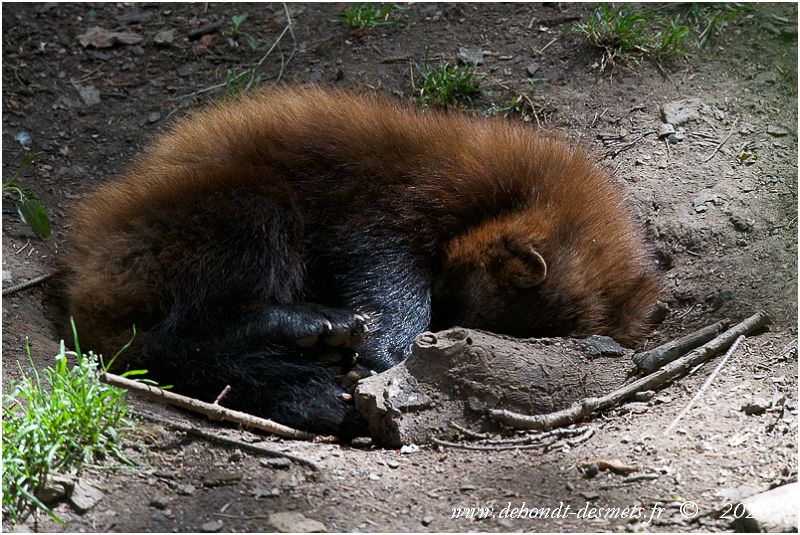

2,3,797,533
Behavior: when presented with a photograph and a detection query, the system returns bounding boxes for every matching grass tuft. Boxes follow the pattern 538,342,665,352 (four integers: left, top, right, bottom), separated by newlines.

342,3,396,30
574,4,690,70
2,323,137,525
575,3,748,71
415,49,484,109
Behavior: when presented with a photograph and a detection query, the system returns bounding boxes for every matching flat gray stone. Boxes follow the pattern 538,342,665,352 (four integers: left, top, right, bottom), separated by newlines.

661,98,704,125
69,479,104,514
269,512,326,533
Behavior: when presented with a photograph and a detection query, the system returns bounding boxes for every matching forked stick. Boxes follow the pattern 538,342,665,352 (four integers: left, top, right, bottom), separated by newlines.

488,311,770,431
101,372,315,440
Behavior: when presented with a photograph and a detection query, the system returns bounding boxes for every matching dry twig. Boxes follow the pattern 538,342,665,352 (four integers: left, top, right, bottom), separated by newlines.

101,372,315,440
2,271,58,297
703,119,738,163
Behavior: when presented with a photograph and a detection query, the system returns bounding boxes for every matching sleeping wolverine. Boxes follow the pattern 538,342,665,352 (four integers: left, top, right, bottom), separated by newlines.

64,88,660,436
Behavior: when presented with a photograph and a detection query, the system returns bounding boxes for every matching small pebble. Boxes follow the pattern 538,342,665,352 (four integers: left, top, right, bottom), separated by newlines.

176,483,196,495
422,515,434,526
261,457,291,469
583,463,600,478
386,459,400,469
766,124,789,137
741,397,770,415
634,390,655,402
201,520,224,533
149,495,169,509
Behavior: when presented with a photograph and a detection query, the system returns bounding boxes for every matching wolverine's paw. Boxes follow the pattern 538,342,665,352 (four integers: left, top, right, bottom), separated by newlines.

266,303,370,351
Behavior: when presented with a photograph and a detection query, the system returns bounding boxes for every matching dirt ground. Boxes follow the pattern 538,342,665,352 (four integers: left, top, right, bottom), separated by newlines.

2,2,797,533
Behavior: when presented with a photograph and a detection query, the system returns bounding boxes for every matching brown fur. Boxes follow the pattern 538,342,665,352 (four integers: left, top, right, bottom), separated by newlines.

63,87,660,433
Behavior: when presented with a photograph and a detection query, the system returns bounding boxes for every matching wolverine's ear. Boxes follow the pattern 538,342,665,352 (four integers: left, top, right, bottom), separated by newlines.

499,240,548,288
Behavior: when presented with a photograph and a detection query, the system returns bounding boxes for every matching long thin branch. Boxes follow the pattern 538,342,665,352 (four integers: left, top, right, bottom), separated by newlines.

133,410,319,470
2,271,58,297
488,311,770,431
101,372,315,440
703,119,738,163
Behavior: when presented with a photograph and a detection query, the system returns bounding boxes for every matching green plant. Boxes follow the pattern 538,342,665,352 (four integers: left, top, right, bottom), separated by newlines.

223,14,258,50
342,3,396,29
3,151,51,239
673,3,750,46
574,4,690,70
415,49,484,109
223,65,261,98
2,322,138,525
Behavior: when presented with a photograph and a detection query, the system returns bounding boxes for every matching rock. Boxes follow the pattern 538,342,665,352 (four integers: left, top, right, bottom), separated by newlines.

739,123,755,135
741,397,770,415
755,71,778,85
153,28,176,45
633,390,655,402
201,520,224,532
620,402,649,413
147,112,161,123
730,215,754,233
580,335,625,357
580,491,600,501
732,482,800,533
77,26,143,48
713,108,726,120
661,98,704,126
653,394,672,404
458,47,484,65
69,479,105,514
583,463,600,478
72,82,101,107
14,131,31,147
766,124,789,137
261,457,292,469
35,474,73,505
149,495,170,509
658,123,676,138
526,63,541,77
386,459,400,469
269,512,326,533
177,62,198,77
2,270,12,283
176,483,196,495
202,468,241,487
692,192,726,212
400,444,419,454
151,511,168,522
422,515,434,526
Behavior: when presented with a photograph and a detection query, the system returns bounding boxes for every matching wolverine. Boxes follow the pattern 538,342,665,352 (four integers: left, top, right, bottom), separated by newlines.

64,87,660,436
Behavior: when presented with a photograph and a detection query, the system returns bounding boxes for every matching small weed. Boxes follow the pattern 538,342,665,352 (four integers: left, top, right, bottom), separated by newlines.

342,3,396,30
415,49,484,108
488,95,529,117
1,322,138,525
224,65,261,98
223,14,258,50
672,3,750,46
575,3,748,70
2,151,51,239
574,4,690,70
